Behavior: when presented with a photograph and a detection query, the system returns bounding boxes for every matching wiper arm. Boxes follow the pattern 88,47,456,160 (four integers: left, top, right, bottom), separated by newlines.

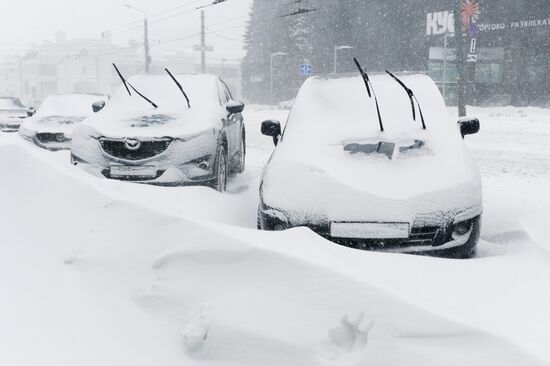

165,68,191,108
113,63,131,96
353,57,384,132
112,63,158,109
385,70,426,130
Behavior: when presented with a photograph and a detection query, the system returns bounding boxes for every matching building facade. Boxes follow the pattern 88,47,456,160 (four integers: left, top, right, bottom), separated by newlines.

358,0,550,106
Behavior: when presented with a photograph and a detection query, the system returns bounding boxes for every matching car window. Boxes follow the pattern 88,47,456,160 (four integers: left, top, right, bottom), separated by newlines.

220,79,233,101
217,80,228,106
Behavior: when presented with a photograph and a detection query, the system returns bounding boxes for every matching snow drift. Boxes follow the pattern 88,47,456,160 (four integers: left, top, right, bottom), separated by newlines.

0,135,547,365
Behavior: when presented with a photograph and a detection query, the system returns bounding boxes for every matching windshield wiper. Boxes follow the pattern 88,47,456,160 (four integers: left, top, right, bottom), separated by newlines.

353,57,384,132
112,63,158,109
165,68,191,108
385,70,426,130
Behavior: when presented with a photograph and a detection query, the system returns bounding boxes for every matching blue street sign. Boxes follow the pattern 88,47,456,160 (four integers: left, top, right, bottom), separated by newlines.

468,23,479,38
300,64,313,76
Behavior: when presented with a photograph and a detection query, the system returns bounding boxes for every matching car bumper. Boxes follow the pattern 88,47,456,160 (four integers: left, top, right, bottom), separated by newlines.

0,122,23,132
71,134,219,186
258,205,481,258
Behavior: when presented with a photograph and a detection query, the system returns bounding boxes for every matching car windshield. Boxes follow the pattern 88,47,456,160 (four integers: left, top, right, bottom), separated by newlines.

35,94,106,118
0,98,25,110
108,74,220,115
283,74,450,150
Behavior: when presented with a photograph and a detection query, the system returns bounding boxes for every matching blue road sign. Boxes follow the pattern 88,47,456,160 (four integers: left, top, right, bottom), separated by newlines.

300,64,313,76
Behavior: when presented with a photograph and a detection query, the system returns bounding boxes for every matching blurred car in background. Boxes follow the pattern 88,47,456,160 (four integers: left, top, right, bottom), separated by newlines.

258,69,482,258
0,97,34,133
19,93,108,150
71,71,245,191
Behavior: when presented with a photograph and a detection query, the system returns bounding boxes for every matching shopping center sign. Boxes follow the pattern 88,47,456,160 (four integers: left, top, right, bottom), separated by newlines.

427,0,550,35
427,0,480,35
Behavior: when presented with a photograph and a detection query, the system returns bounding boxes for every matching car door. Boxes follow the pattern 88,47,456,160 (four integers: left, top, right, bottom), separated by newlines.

219,80,242,162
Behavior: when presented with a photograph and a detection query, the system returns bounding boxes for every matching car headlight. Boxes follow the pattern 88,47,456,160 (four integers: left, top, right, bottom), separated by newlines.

453,220,472,236
188,155,212,170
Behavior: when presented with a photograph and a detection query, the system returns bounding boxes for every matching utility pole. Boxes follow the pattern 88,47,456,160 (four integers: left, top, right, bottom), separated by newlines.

125,4,150,74
144,17,151,74
201,10,206,73
454,0,467,116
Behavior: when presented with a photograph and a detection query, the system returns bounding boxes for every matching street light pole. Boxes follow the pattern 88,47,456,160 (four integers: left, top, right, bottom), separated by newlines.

125,4,150,74
334,46,353,74
270,52,287,108
454,0,466,116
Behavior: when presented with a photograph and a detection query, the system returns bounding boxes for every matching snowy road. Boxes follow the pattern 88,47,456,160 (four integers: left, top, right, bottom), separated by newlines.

1,106,549,365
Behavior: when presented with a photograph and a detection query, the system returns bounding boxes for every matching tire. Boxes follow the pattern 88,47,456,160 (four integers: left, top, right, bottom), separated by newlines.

237,134,246,174
213,145,228,192
257,207,262,229
232,127,246,174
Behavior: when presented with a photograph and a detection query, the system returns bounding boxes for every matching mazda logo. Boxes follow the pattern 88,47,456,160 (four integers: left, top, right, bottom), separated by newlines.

124,139,141,151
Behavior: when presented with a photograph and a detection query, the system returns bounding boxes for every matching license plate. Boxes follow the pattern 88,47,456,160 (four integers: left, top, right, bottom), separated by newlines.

110,165,157,178
331,222,410,239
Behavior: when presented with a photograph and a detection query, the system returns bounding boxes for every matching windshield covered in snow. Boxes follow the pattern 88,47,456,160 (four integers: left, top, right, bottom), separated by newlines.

107,74,220,117
282,73,454,157
35,94,107,119
0,97,25,110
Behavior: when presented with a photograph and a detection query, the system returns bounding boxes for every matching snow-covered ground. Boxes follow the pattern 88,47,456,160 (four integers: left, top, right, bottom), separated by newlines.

1,105,549,365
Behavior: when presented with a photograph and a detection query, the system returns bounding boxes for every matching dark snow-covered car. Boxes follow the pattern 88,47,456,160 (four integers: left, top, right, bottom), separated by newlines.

0,97,33,132
70,71,245,191
19,93,108,150
258,65,482,258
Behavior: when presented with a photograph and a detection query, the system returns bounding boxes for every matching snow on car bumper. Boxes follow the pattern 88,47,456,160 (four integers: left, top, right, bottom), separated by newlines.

0,122,23,132
258,202,482,257
71,133,219,185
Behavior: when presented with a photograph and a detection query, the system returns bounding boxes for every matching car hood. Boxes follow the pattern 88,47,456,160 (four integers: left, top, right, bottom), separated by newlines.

262,136,482,225
20,115,86,136
0,109,27,122
79,105,222,139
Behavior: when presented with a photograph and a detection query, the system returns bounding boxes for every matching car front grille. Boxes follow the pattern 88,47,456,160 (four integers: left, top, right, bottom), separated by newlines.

320,226,440,250
99,138,172,161
35,132,68,143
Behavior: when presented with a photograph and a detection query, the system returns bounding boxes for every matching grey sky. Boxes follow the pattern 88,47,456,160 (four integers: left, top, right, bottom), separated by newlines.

0,0,251,60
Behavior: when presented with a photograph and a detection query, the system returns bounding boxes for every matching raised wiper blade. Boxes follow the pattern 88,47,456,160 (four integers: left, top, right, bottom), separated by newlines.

353,57,384,132
112,63,158,109
113,63,131,96
385,70,426,130
165,68,191,108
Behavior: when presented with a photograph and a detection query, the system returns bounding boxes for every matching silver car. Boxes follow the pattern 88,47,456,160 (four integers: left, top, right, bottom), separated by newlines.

0,97,32,132
71,72,245,192
19,93,108,150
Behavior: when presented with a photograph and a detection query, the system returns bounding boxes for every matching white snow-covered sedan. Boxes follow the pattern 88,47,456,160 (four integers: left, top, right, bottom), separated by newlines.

0,97,33,133
71,68,245,191
258,60,482,258
19,93,108,150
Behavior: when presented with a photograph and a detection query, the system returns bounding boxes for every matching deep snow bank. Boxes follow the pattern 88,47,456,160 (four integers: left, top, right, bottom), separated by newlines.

1,139,547,365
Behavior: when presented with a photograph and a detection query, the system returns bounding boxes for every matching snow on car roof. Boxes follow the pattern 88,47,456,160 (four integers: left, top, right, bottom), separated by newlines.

35,93,108,118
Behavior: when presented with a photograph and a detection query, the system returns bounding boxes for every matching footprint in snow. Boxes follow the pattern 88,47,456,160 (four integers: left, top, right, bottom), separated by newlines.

181,306,210,353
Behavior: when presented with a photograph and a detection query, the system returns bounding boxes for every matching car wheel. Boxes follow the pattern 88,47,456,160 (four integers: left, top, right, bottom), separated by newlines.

237,133,246,174
213,145,227,192
257,207,262,229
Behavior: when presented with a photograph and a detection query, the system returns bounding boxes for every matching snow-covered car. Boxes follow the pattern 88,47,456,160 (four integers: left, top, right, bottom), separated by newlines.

19,93,108,150
258,65,482,258
0,97,33,132
70,70,245,191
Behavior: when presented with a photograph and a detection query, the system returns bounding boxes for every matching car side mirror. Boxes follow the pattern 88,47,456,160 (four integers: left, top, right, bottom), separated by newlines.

26,107,35,117
261,120,282,146
92,101,106,113
226,100,245,114
458,117,480,138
